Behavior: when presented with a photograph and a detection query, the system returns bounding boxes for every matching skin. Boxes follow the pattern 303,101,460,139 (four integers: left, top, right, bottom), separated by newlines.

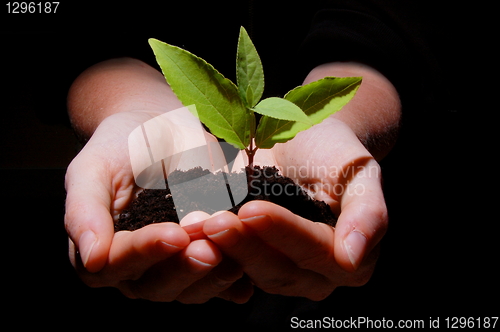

65,57,400,303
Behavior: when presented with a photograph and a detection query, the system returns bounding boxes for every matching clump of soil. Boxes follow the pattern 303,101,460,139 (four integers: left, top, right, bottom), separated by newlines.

115,166,336,232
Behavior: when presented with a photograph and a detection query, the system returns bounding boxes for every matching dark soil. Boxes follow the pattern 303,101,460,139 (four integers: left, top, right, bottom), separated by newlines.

115,166,337,232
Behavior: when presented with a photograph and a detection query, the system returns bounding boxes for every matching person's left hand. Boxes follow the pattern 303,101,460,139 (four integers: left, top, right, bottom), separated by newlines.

194,115,388,300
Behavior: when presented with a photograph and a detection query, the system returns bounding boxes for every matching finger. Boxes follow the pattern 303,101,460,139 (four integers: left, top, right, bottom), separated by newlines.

237,200,337,277
204,211,333,300
237,201,376,287
76,222,190,288
175,258,247,304
334,160,388,272
65,156,115,273
124,239,222,302
217,274,255,304
180,211,210,241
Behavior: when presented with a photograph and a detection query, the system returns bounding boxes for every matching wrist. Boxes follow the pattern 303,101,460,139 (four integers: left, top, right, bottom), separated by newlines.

303,62,401,160
68,58,182,142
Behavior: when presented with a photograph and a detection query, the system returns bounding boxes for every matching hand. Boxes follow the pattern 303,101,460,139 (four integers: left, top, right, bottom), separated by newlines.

202,117,388,300
65,59,397,303
65,109,253,303
200,62,398,300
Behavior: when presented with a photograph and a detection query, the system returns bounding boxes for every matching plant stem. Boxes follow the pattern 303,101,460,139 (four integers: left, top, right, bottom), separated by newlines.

245,147,258,169
246,113,257,168
247,149,254,169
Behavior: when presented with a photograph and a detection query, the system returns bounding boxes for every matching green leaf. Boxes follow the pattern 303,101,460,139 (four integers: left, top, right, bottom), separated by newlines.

285,76,362,124
255,77,362,149
253,97,312,124
236,26,264,108
149,38,252,150
255,116,311,149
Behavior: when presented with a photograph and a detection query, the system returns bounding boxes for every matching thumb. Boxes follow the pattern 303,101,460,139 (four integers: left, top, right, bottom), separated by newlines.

334,161,388,272
65,158,115,273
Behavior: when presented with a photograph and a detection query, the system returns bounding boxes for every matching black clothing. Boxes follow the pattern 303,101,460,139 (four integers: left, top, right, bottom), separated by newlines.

3,1,464,126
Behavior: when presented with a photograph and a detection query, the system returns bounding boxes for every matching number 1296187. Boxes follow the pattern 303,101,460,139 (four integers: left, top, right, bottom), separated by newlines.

6,2,59,14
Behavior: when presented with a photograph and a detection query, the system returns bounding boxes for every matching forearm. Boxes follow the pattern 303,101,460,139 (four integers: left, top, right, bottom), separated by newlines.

303,62,402,160
67,57,182,142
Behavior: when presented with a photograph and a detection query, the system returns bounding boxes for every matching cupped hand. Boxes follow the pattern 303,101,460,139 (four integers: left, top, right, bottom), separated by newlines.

203,116,388,300
65,110,156,273
65,109,253,303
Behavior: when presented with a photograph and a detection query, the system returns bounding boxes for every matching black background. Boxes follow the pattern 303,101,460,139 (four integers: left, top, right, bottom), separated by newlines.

1,1,496,329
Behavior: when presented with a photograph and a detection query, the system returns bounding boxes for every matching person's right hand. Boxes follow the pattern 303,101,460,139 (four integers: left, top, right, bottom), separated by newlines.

65,109,253,303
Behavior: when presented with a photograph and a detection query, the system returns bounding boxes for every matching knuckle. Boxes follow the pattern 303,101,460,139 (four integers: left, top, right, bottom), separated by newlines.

372,201,388,225
365,201,389,239
348,198,388,239
210,276,236,290
64,202,88,237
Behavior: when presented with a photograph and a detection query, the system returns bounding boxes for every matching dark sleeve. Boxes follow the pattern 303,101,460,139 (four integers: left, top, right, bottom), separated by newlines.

303,9,408,80
299,1,443,112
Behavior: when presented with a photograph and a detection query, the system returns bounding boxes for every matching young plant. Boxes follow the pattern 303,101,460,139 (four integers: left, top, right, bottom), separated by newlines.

149,27,362,168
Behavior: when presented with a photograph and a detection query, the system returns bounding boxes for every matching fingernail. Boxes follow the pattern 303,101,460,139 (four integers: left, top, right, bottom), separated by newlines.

206,228,240,247
240,215,272,232
158,241,183,251
79,230,97,268
187,256,215,274
343,230,367,270
182,221,207,241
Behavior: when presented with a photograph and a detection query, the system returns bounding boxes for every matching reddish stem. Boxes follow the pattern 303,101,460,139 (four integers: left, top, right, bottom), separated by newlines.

245,147,258,169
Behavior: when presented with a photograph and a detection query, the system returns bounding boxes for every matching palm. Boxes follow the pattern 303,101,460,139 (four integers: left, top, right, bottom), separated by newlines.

253,117,375,214
66,109,247,303
197,116,387,300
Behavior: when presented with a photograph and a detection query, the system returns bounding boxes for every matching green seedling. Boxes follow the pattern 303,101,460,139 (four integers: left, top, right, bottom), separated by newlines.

149,27,362,168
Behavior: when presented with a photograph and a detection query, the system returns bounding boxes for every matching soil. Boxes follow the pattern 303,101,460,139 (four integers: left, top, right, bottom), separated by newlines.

115,166,337,232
